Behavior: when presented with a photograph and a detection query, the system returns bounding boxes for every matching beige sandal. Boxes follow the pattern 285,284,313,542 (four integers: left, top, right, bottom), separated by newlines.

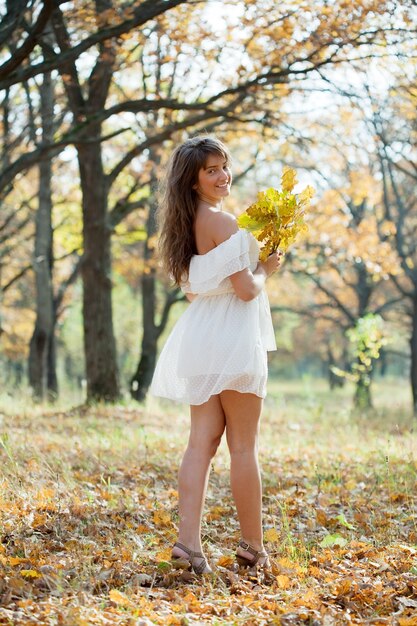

171,541,212,575
236,540,269,569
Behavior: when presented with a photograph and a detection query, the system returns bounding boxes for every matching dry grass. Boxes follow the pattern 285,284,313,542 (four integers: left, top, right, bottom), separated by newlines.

0,377,416,625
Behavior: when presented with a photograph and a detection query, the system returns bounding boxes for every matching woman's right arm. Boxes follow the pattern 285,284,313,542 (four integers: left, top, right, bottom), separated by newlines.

209,211,282,302
230,252,282,302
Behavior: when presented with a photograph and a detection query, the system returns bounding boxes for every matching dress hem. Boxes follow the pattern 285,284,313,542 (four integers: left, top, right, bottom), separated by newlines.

151,385,267,406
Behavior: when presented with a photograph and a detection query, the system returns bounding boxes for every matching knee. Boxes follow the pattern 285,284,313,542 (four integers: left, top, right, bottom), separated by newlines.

189,432,223,459
227,437,258,457
208,433,223,458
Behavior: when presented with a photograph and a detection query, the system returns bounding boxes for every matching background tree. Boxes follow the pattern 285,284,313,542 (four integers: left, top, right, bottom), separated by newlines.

370,70,417,414
28,27,57,401
0,0,414,403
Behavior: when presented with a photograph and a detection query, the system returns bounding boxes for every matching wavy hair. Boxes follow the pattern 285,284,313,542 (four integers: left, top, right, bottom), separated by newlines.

157,135,231,286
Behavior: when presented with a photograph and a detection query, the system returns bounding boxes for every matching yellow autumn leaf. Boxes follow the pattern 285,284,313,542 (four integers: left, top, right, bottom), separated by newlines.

109,589,133,607
136,524,149,534
335,578,353,595
276,574,291,589
155,547,172,562
217,555,234,567
153,510,172,527
264,527,280,542
293,589,320,608
298,185,315,206
281,166,298,192
20,570,41,579
398,618,417,626
207,505,228,521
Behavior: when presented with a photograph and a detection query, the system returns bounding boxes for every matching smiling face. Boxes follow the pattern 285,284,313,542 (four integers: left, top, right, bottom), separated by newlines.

193,153,232,206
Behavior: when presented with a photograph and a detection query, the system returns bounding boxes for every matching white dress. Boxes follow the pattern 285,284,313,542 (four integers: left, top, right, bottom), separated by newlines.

150,230,277,405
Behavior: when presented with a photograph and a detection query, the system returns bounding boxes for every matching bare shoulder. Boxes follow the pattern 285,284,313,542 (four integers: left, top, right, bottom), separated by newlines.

209,211,239,246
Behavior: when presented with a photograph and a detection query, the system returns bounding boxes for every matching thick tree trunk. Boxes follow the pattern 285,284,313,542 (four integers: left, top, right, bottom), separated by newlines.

28,69,55,401
410,298,417,417
78,132,119,402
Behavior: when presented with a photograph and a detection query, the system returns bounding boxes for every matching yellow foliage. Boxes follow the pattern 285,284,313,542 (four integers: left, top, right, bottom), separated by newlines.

237,167,314,261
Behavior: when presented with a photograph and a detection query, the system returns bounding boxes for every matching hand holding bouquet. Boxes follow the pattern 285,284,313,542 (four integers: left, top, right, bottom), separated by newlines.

237,166,314,262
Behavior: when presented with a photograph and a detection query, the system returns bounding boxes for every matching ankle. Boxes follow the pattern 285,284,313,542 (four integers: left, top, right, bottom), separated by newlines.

239,538,264,552
174,539,203,554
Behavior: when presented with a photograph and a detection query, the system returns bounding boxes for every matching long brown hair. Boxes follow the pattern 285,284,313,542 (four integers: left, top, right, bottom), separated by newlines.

157,135,231,286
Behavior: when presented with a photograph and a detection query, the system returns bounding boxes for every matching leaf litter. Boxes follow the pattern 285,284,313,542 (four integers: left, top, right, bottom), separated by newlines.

0,393,416,625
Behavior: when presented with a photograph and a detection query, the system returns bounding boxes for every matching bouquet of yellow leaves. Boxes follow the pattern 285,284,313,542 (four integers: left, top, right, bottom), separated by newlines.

237,166,315,261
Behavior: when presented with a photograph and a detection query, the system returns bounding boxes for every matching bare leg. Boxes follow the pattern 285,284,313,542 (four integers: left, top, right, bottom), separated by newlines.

220,390,268,565
172,394,225,568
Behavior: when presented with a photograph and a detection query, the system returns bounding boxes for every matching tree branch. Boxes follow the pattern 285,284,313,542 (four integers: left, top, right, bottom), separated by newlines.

0,0,60,80
0,0,189,90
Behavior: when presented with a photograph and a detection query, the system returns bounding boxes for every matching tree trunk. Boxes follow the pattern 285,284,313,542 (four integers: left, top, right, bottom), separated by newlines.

378,347,387,377
78,130,119,402
327,344,344,390
130,166,159,401
47,323,58,400
410,298,417,417
354,373,372,411
28,68,55,401
130,273,158,401
352,263,374,409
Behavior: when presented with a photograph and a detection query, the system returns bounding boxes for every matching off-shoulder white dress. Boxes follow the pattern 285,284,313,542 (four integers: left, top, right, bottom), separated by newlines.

150,230,276,405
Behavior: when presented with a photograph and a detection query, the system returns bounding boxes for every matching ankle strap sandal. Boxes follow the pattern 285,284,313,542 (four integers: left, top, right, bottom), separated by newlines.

171,541,212,575
236,540,269,568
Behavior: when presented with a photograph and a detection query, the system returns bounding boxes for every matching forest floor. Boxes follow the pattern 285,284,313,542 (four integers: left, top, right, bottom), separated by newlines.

0,378,416,625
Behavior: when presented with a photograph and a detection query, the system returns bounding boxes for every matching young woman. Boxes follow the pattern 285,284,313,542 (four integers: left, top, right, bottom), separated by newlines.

150,135,282,575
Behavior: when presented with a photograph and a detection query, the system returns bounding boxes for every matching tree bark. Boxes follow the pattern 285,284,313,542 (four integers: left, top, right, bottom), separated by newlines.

353,262,373,410
78,129,119,402
129,272,158,401
51,0,121,403
410,298,417,417
28,68,55,401
47,324,58,399
353,361,373,411
130,158,159,402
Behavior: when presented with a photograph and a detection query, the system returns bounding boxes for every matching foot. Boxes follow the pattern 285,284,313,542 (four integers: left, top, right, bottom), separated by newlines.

236,540,270,570
171,541,213,575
